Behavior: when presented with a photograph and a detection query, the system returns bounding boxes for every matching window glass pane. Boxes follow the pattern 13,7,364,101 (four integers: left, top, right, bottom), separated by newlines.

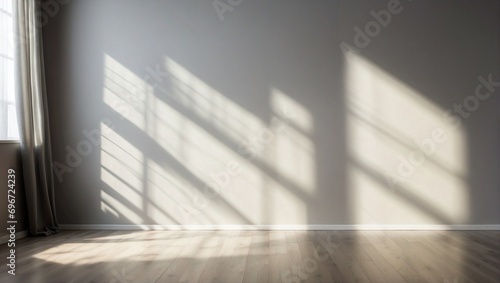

7,104,18,139
0,0,19,140
6,59,14,101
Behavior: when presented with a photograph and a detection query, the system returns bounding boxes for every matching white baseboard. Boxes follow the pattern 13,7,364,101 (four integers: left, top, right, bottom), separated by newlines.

59,224,500,231
0,230,29,245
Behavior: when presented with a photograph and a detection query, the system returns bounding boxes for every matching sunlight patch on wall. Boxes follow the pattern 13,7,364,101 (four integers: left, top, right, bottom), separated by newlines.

271,88,314,134
260,177,309,223
143,57,316,224
145,73,264,224
100,122,144,224
145,158,207,224
164,57,266,142
268,89,316,195
99,54,316,225
103,54,152,130
147,97,235,178
345,52,469,225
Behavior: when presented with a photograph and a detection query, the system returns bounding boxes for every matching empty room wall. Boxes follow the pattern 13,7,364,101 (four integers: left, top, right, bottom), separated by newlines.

42,0,500,227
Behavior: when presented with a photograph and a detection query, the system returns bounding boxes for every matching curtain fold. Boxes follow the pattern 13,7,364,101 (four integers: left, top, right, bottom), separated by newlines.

14,0,58,236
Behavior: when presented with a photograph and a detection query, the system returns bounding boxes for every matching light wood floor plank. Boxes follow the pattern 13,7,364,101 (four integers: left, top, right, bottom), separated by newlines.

198,231,237,283
155,231,211,282
315,231,365,282
417,231,499,282
1,230,499,282
242,231,270,283
218,231,252,283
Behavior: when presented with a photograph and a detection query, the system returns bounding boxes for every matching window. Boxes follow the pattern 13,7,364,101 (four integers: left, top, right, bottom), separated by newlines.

0,0,19,140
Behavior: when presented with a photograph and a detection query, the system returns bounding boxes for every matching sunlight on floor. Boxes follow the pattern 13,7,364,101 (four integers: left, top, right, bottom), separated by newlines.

31,232,244,265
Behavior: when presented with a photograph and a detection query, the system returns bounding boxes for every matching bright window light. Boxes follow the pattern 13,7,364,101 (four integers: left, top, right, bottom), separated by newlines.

0,0,19,140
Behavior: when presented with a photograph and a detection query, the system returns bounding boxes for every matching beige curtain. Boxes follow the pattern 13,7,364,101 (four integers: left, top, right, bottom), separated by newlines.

14,0,58,236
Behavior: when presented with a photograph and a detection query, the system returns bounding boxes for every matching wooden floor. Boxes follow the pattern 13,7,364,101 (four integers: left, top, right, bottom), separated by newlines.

0,230,499,283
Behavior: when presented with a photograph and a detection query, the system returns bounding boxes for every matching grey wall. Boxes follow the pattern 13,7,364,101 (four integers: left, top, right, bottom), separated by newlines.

0,143,28,236
42,0,500,226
